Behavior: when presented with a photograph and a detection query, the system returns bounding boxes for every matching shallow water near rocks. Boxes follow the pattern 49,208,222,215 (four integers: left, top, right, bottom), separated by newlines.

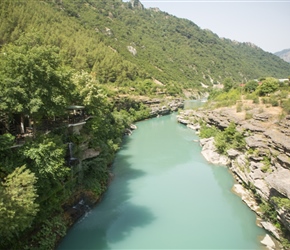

58,113,265,250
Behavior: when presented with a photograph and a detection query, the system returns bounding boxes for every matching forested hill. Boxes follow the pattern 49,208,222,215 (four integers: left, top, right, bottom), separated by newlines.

1,0,290,92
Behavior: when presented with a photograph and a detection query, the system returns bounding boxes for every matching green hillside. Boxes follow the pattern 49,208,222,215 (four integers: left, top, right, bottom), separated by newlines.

1,0,290,93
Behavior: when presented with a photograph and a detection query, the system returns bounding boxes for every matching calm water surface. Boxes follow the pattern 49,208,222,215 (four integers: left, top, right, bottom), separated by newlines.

58,113,265,250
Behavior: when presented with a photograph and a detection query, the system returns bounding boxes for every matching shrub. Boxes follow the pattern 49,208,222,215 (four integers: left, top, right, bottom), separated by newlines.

282,99,290,114
236,102,243,112
199,125,218,138
258,77,279,96
214,122,246,154
245,80,258,93
245,112,253,120
252,96,259,104
270,97,279,107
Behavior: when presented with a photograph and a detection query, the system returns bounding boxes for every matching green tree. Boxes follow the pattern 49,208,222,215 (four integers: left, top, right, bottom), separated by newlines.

245,80,258,93
0,165,38,241
22,135,68,182
223,77,234,92
258,77,279,96
0,41,72,129
22,135,70,221
71,70,107,115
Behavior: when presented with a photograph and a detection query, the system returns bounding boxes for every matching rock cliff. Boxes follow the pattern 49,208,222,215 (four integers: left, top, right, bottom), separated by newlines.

178,105,290,248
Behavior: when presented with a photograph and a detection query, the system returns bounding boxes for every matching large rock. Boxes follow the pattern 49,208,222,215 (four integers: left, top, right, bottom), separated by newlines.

260,234,276,250
200,137,230,165
245,134,268,148
276,154,290,170
253,179,270,200
81,148,100,160
260,221,280,239
232,184,260,213
253,113,272,122
266,168,290,199
264,130,290,155
239,120,266,133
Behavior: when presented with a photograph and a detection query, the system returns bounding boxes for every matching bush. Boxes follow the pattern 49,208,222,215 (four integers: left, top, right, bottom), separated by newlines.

199,125,218,138
236,102,243,112
214,122,246,154
258,77,279,96
245,112,253,120
252,96,259,104
270,97,279,107
211,89,242,108
282,99,290,114
245,80,258,93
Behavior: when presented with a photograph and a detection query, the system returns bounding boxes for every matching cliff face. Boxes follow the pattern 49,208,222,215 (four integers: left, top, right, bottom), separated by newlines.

178,105,290,247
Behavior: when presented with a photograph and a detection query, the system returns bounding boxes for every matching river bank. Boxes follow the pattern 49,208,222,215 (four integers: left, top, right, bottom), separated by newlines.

177,105,290,249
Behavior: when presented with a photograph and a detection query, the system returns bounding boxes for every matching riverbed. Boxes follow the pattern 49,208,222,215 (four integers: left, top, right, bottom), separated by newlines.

57,113,266,249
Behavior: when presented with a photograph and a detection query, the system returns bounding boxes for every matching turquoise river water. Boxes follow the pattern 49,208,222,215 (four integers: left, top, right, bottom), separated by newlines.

57,113,266,250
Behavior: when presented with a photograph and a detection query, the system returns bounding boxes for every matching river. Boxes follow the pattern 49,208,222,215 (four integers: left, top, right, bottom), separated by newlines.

57,113,266,249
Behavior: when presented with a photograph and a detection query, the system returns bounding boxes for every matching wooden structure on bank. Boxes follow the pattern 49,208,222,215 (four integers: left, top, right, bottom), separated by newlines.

0,105,88,144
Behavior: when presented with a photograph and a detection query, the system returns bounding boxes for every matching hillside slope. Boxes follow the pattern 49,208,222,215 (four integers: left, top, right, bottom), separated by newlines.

1,0,290,91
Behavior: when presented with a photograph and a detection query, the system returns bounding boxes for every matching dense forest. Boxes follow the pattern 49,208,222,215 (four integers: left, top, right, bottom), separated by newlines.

0,0,290,248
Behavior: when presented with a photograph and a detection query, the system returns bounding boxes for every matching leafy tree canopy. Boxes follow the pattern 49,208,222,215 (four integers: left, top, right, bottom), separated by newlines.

258,77,279,96
0,39,72,118
0,165,38,241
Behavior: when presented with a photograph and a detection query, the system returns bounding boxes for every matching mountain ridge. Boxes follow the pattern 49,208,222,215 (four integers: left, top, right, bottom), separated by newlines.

275,48,290,63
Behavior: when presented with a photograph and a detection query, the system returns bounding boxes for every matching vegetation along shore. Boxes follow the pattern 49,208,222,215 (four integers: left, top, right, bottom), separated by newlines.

0,0,290,248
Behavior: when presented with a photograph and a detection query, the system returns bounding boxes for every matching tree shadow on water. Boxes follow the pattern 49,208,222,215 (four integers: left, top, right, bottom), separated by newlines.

58,139,156,250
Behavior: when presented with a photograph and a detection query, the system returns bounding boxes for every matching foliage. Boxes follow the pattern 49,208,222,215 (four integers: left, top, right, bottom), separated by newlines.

0,0,289,247
236,101,243,112
199,124,218,138
258,77,279,96
22,135,68,180
208,89,242,108
271,197,290,211
0,133,15,157
244,80,258,93
0,165,38,241
260,201,278,222
223,77,234,92
0,41,72,118
23,215,67,250
21,135,70,223
281,98,290,114
1,0,290,91
261,156,271,173
214,122,246,154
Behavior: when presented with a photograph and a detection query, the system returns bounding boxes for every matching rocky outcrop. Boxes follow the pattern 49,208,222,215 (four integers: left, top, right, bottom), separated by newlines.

200,137,230,166
178,106,290,247
125,124,137,136
145,98,184,117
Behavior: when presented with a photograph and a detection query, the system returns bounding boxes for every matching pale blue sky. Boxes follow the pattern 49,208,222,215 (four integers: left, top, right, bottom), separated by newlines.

128,0,290,53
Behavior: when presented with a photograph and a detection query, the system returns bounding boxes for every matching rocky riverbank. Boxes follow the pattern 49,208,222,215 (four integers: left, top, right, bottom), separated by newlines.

143,98,184,117
177,105,290,249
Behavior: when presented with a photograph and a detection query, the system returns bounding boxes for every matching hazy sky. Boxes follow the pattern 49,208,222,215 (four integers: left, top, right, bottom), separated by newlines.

135,0,290,53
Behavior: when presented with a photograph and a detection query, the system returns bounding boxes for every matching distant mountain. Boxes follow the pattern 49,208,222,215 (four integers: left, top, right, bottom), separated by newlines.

275,48,290,63
1,0,290,91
